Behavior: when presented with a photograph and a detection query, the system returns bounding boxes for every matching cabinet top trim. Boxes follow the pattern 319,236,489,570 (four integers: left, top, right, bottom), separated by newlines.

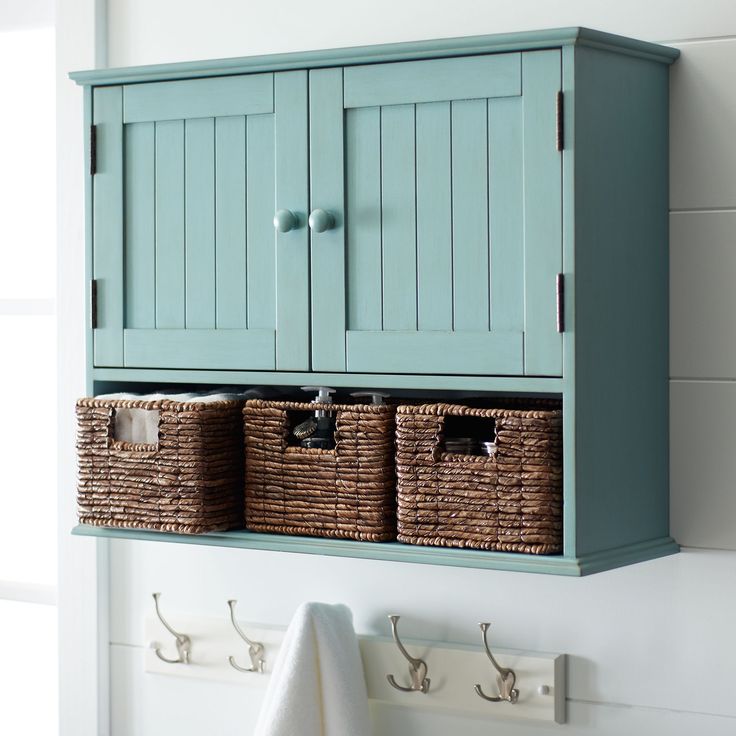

70,26,679,87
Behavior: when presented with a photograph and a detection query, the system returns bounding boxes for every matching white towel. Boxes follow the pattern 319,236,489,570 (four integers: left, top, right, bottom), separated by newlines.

95,389,262,444
254,602,371,736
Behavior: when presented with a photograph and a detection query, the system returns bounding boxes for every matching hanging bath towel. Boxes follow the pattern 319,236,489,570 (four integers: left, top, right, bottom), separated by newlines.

254,602,371,736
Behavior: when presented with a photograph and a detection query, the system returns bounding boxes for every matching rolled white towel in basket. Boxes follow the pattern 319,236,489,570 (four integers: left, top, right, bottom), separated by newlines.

254,602,371,736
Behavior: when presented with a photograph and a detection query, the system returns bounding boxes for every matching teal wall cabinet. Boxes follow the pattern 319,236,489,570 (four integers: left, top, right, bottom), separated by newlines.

72,28,681,575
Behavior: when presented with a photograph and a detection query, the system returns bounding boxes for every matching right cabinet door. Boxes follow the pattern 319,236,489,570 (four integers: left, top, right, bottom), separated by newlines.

310,50,562,376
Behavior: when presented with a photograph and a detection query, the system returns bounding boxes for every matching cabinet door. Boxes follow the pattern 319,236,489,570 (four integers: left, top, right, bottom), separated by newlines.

92,72,309,370
310,51,562,375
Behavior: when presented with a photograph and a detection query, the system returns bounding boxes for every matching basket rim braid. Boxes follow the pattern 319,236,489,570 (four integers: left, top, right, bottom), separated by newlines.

243,398,397,542
76,395,245,534
395,400,563,555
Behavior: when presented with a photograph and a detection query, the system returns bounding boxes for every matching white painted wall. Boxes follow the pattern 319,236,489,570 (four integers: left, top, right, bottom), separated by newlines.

57,1,736,733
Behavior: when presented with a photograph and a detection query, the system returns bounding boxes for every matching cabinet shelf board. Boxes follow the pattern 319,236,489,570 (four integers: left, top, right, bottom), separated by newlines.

71,525,678,576
91,368,564,395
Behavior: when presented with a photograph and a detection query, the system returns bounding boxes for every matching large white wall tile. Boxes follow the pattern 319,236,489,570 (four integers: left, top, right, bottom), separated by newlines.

109,542,736,719
671,40,736,209
671,212,736,378
671,381,736,549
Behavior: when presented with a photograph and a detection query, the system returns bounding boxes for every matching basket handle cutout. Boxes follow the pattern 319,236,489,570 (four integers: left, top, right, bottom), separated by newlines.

109,407,160,451
436,413,497,460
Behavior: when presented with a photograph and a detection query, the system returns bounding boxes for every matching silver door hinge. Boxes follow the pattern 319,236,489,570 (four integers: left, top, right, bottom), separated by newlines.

90,124,97,175
556,91,564,152
556,273,565,333
91,279,98,329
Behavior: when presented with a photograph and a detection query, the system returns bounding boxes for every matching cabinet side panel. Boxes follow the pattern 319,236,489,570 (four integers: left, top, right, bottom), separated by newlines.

573,48,671,555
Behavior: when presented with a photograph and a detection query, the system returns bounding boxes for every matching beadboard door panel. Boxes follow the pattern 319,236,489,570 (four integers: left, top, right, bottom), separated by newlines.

311,50,562,376
92,73,307,370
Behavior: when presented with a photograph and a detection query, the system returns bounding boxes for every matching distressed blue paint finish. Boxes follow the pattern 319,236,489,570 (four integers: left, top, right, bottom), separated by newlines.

80,29,677,574
380,104,417,331
93,367,564,393
214,115,247,329
347,331,523,375
72,27,679,86
451,99,489,332
571,46,671,557
154,120,185,329
124,328,275,370
488,97,524,333
416,102,452,331
92,86,124,366
246,114,276,330
344,53,520,108
72,525,679,577
123,73,273,122
185,117,216,328
124,122,155,329
345,107,382,331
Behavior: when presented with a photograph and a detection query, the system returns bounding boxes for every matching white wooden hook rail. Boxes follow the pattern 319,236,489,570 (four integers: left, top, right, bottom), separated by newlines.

146,597,565,724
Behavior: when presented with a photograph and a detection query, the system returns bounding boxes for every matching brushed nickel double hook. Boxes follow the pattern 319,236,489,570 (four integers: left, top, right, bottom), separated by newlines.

152,592,191,664
227,599,265,673
474,622,519,703
386,615,430,694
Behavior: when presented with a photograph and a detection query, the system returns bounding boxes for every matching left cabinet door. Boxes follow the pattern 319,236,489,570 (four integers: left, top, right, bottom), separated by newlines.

91,72,310,371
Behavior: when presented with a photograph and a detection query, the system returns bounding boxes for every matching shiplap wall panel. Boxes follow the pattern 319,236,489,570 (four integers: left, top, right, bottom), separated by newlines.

109,541,736,719
670,212,736,379
99,4,736,735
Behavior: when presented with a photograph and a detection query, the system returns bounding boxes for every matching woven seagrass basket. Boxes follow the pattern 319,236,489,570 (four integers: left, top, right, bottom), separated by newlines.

76,397,245,534
395,402,563,554
243,399,397,541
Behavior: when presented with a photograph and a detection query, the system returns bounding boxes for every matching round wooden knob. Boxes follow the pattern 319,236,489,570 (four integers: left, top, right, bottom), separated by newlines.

273,209,298,233
308,209,335,233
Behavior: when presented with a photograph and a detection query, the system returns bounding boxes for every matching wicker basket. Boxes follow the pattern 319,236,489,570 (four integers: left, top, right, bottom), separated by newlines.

243,399,397,541
76,397,245,534
395,402,563,554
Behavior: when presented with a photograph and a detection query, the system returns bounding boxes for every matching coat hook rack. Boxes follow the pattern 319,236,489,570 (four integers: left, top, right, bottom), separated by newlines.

226,600,265,673
385,614,430,694
151,592,191,664
474,622,519,703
